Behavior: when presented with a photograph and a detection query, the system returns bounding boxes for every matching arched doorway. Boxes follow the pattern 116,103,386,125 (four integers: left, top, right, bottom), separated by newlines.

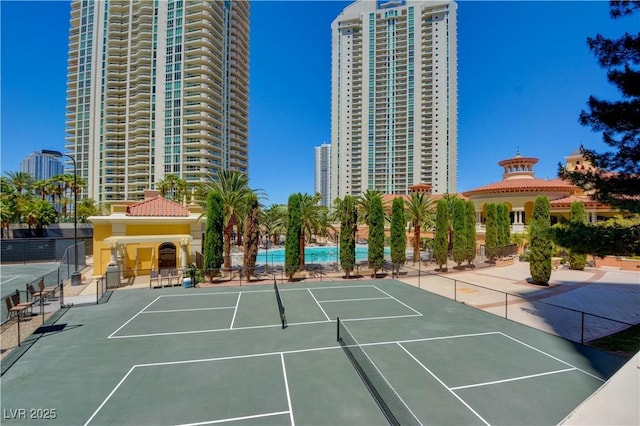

158,242,177,270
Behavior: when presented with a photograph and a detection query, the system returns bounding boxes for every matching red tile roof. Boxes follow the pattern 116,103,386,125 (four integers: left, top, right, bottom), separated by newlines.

381,192,467,205
549,195,608,208
462,178,575,197
126,196,190,217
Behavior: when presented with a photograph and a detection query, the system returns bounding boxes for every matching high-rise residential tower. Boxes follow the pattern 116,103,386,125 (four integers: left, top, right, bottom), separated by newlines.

65,0,249,202
331,0,457,202
20,151,65,181
314,143,332,207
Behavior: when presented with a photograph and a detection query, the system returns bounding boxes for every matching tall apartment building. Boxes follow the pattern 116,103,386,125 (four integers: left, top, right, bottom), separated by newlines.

331,0,457,202
65,1,249,202
314,143,332,207
20,151,65,181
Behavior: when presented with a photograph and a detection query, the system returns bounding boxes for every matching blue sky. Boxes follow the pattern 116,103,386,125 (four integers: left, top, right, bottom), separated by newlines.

1,1,637,205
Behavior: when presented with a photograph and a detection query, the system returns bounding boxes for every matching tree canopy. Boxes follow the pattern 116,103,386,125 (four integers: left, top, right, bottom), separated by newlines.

559,1,640,213
336,196,358,278
529,196,552,285
285,193,302,279
367,192,385,275
434,199,449,270
390,197,407,271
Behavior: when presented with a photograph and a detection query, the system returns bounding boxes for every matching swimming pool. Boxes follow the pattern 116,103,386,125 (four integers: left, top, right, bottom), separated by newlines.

254,245,390,264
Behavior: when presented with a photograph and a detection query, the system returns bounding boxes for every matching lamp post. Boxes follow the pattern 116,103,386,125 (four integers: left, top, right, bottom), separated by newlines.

43,150,81,286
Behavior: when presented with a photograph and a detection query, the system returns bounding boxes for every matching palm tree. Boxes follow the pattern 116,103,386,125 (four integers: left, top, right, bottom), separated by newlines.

60,174,76,219
0,176,13,195
298,193,328,269
33,179,50,201
0,199,16,239
71,175,87,202
157,174,187,202
261,204,287,246
24,199,58,236
49,174,67,217
203,170,252,270
77,198,100,222
4,171,33,195
405,192,436,262
357,189,387,226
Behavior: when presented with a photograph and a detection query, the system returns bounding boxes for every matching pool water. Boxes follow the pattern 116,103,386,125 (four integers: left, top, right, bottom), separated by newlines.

254,245,390,264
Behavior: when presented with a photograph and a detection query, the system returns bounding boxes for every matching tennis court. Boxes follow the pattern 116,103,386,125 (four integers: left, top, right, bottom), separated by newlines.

0,279,624,425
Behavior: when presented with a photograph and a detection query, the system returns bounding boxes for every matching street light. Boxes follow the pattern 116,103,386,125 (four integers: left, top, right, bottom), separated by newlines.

43,150,81,286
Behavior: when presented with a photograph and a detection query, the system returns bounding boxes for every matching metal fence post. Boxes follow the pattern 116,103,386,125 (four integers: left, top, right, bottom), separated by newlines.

505,293,508,319
454,280,457,302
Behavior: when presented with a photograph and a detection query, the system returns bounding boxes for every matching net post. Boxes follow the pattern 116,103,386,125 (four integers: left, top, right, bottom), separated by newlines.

337,317,340,342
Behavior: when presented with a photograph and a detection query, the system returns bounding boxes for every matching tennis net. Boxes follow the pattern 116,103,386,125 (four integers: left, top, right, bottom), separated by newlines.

337,317,422,426
274,279,287,329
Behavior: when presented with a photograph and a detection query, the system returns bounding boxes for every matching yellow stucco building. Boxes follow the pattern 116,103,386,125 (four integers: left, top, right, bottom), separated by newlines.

89,190,203,277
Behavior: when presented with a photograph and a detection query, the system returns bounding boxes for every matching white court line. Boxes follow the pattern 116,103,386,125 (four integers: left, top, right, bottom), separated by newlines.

110,311,425,339
153,284,380,299
373,285,423,316
84,366,137,426
449,367,577,391
92,331,603,424
0,275,21,286
320,296,390,303
294,284,384,291
108,296,163,338
177,411,291,426
109,319,334,339
357,331,501,347
347,313,422,322
143,307,235,314
307,288,331,321
398,343,491,426
230,293,241,329
280,353,295,426
498,332,605,382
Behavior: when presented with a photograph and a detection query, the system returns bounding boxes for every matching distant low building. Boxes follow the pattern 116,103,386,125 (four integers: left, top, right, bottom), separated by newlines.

88,190,203,277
